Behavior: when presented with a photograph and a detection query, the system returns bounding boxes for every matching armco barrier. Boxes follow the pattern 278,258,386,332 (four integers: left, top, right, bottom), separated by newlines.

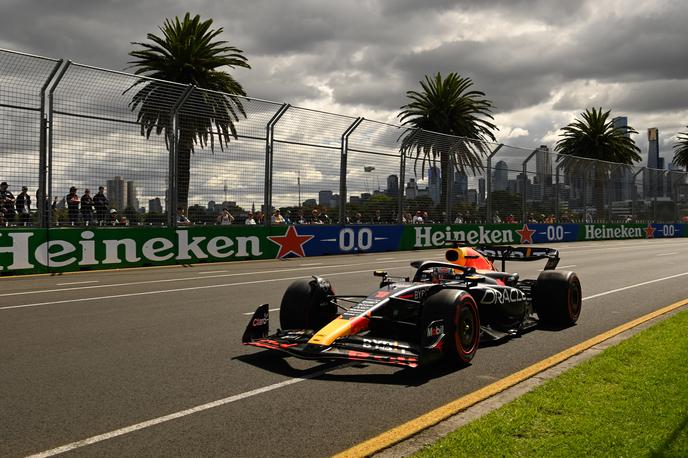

1,223,686,275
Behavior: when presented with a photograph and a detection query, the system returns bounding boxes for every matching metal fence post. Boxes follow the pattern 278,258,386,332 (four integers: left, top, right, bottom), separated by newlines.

521,149,537,224
485,143,503,224
167,85,195,228
631,167,645,222
38,59,63,228
46,60,71,227
339,117,364,225
263,103,290,227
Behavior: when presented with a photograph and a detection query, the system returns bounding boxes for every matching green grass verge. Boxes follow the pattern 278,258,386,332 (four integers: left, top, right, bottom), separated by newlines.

417,310,688,457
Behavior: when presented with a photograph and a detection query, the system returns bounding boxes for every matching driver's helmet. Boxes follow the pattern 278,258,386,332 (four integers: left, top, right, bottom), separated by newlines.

431,266,456,283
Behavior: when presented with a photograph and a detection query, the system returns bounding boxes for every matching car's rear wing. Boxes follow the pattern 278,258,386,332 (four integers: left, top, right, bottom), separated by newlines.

474,245,560,271
446,241,560,271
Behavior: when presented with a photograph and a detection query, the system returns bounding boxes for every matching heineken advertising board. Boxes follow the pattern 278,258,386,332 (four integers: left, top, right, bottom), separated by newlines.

1,223,686,275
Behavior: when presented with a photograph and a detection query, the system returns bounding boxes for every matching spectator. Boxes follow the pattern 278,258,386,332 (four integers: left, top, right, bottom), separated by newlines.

216,208,234,225
255,211,264,225
81,189,94,225
0,210,5,226
353,212,364,224
371,210,384,224
93,186,109,225
176,207,191,226
505,213,515,224
0,182,16,222
402,212,412,224
66,186,80,225
493,211,502,224
245,212,256,225
454,213,464,224
412,210,424,224
109,208,127,226
283,210,292,225
310,209,324,224
272,209,285,224
16,186,31,225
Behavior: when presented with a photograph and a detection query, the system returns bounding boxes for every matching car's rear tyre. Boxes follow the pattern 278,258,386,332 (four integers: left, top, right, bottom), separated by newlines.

279,278,337,330
421,289,480,366
534,271,582,326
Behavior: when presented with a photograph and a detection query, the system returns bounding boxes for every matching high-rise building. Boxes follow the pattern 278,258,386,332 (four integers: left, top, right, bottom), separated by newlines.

535,145,552,187
406,178,418,199
126,180,138,209
647,127,660,169
386,174,399,196
106,176,127,211
610,117,632,201
149,198,163,213
453,172,468,198
493,160,508,192
428,166,441,203
318,190,333,208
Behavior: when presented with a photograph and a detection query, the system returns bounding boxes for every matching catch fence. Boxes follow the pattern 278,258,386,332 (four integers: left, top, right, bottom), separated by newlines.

2,47,687,228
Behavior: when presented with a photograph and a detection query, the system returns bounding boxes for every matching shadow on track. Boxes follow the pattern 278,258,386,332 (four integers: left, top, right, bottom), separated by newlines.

233,350,467,387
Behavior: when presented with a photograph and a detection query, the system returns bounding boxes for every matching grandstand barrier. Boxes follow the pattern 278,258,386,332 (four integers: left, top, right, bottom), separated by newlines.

1,223,686,275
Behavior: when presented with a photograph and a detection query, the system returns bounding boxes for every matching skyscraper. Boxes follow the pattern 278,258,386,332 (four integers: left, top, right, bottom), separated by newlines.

126,180,138,209
647,127,660,169
453,171,468,199
386,174,399,196
428,166,441,203
406,178,418,199
106,176,127,211
611,117,632,201
318,190,333,207
493,160,508,192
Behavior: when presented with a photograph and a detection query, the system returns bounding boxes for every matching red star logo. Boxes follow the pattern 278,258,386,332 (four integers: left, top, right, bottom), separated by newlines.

267,226,314,258
516,224,536,244
645,224,655,239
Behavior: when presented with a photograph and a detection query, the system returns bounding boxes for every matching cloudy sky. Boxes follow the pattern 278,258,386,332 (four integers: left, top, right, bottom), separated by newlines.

2,0,688,161
2,0,688,208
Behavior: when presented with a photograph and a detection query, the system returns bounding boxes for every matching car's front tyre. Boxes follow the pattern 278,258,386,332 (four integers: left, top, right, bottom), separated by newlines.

279,277,337,331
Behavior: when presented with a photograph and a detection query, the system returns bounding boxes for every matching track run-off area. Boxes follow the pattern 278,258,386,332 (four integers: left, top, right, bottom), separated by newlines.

2,238,688,457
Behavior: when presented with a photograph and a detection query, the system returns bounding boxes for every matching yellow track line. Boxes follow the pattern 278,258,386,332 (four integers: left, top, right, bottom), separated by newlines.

334,297,688,458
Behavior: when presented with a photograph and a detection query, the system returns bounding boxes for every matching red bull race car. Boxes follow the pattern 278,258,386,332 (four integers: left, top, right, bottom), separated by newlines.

242,244,582,369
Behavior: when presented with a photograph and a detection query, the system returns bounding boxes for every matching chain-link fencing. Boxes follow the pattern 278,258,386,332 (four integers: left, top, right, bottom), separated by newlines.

2,47,687,228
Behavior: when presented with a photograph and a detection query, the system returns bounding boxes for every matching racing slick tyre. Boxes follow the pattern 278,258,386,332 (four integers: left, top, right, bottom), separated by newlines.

279,278,337,331
533,270,582,326
421,290,480,366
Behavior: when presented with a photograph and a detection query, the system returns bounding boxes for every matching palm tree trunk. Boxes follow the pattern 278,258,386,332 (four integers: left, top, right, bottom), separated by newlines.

176,128,194,211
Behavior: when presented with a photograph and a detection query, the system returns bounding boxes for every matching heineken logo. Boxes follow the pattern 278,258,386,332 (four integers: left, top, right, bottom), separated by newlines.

414,226,514,247
0,230,263,271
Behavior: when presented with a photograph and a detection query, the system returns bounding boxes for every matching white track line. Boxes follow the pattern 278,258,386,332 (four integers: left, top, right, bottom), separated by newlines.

24,270,688,457
196,271,228,274
0,267,410,311
582,272,688,301
298,263,323,266
25,363,351,458
0,258,420,298
656,252,678,257
55,280,99,286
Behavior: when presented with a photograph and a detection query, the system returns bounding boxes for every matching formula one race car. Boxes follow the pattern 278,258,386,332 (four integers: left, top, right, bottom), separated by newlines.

242,244,581,369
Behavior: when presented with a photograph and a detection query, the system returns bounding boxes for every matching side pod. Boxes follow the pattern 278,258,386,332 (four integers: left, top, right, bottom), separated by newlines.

242,304,270,343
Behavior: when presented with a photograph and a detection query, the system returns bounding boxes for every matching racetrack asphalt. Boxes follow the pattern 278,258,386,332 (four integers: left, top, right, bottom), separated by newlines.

1,238,688,457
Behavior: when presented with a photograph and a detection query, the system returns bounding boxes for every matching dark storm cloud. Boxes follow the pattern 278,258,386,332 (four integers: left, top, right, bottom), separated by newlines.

2,0,688,149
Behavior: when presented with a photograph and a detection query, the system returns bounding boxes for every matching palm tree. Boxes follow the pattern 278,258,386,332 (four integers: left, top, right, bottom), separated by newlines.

555,107,641,219
126,12,250,211
672,127,688,170
398,73,497,217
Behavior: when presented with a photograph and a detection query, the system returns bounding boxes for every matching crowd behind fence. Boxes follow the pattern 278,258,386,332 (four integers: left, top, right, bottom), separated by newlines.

2,47,687,229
